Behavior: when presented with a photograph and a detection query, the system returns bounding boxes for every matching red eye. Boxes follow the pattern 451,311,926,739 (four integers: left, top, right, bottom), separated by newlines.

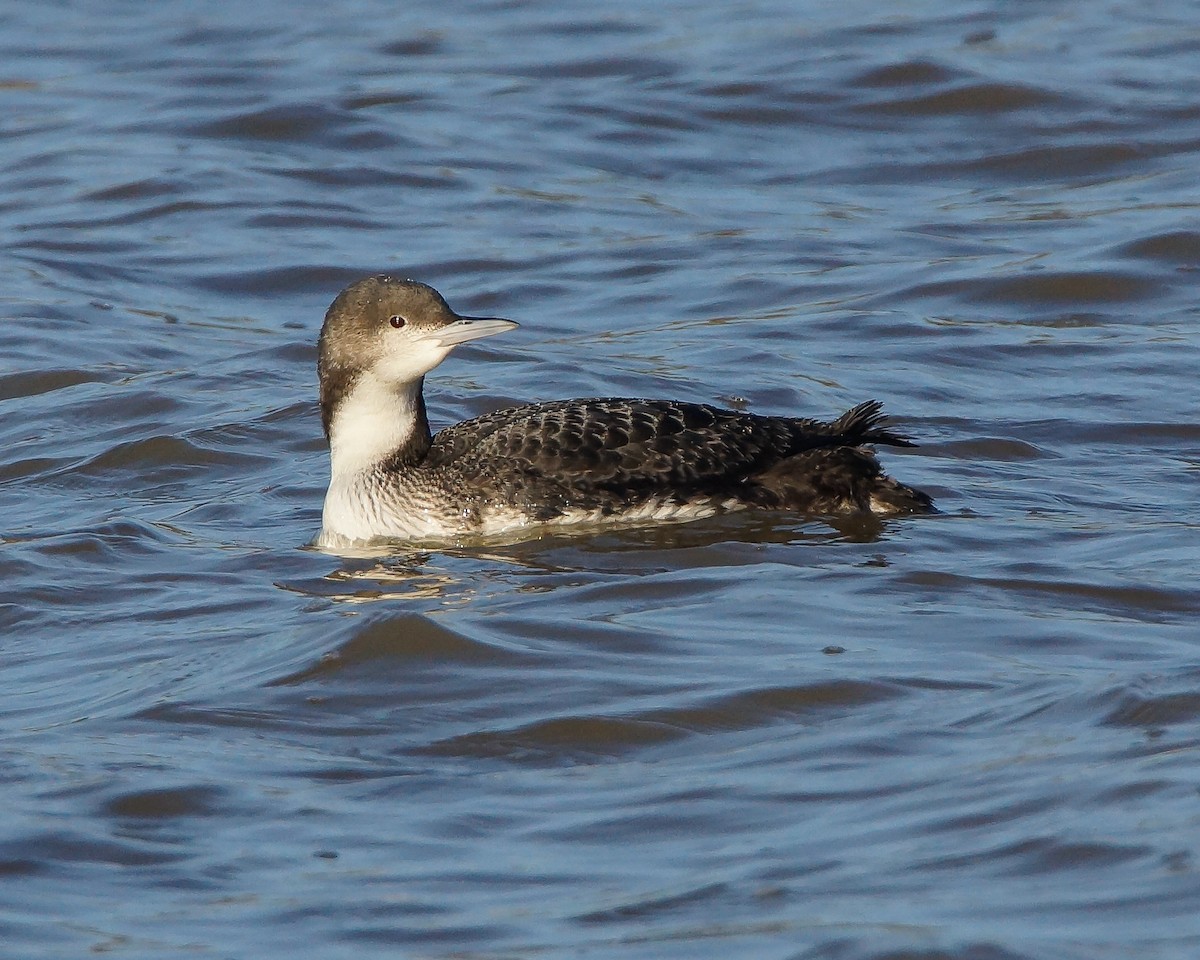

389,315,406,329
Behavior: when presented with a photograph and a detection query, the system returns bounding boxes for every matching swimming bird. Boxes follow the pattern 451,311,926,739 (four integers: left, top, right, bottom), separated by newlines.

316,275,932,547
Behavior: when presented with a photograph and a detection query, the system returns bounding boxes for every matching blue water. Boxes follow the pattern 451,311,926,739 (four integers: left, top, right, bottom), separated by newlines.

3,1,1200,957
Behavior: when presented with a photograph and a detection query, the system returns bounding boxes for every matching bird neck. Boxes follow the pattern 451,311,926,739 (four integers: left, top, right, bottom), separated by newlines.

327,373,431,479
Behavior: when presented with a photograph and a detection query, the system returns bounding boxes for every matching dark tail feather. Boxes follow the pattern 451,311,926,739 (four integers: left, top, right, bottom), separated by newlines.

751,446,933,515
829,400,917,448
868,473,935,513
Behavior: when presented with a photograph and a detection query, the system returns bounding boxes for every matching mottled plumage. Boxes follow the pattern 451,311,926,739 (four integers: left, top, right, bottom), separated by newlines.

316,275,932,547
426,397,926,519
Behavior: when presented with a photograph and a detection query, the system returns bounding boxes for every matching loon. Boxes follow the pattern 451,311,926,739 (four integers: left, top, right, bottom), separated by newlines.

316,275,932,547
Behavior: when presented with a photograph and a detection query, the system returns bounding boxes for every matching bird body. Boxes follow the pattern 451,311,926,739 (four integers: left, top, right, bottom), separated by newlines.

316,276,932,548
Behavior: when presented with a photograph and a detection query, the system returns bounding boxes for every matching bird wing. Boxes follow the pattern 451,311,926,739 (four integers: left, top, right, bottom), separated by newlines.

428,398,904,498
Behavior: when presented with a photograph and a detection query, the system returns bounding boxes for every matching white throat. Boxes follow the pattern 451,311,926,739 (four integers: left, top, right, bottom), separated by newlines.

327,373,426,480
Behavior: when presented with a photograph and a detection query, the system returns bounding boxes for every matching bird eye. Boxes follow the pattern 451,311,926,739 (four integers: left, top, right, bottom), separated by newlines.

389,315,407,329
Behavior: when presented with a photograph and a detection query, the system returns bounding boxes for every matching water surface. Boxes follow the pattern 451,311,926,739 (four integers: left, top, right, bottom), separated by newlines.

3,1,1200,957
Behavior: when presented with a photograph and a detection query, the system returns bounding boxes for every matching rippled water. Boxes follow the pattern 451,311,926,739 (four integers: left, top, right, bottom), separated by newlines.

4,1,1200,957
